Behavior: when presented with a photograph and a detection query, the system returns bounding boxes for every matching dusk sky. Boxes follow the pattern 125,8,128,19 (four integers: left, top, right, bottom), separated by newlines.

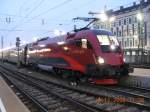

0,0,139,48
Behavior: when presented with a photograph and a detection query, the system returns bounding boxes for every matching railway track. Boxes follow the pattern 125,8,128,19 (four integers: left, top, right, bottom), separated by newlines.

1,75,41,112
0,68,104,112
0,64,150,112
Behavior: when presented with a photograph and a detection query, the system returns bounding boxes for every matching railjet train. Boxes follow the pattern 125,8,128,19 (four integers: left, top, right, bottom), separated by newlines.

1,29,133,85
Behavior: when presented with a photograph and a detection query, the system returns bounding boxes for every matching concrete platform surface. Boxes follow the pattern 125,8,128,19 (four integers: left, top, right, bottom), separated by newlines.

0,76,30,112
130,68,150,77
120,68,150,88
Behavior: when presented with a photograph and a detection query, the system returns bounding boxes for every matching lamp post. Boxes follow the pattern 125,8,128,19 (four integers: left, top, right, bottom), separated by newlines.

16,37,21,67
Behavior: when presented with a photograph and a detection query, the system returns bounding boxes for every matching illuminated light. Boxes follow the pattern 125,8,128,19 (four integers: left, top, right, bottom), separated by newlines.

22,41,27,45
54,29,66,36
33,37,39,41
10,53,17,57
42,48,51,52
123,58,126,62
110,45,116,50
97,10,108,22
61,31,66,35
98,56,104,64
39,44,46,47
82,39,87,42
63,46,69,51
28,48,51,54
28,50,36,54
0,45,15,52
37,48,51,53
57,41,65,45
133,35,138,38
109,16,115,22
27,55,30,58
137,12,143,21
54,29,60,36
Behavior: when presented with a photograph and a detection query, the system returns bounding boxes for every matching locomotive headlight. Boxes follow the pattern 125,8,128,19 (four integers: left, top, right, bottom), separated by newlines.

110,45,115,50
98,56,104,64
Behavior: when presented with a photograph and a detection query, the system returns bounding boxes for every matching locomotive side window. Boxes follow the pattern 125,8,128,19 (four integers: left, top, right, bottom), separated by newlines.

75,39,92,49
75,39,82,47
81,39,92,49
81,39,87,49
87,41,93,49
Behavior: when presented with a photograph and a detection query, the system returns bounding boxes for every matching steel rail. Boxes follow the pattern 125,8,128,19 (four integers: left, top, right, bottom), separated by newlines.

0,66,106,112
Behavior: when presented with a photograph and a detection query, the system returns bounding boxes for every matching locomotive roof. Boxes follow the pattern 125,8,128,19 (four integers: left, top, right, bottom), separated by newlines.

37,29,113,45
91,29,113,36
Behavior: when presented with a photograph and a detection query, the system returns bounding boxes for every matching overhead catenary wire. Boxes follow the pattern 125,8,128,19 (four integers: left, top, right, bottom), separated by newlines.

1,0,142,47
26,0,74,21
2,0,74,39
2,0,47,38
24,0,45,17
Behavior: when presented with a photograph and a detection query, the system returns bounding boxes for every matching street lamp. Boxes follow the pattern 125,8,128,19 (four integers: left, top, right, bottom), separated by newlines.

98,11,108,22
137,12,143,21
109,16,115,22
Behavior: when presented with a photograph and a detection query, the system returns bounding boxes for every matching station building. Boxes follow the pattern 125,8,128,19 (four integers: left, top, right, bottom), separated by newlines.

93,0,150,64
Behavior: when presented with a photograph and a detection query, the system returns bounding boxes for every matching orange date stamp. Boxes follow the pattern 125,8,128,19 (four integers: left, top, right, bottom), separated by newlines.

96,96,144,104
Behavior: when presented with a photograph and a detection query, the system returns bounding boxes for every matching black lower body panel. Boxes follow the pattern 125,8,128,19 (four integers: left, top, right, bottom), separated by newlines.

86,63,133,78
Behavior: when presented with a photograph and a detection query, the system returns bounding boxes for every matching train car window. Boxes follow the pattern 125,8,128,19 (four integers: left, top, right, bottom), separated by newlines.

75,39,92,49
81,39,93,49
87,41,93,49
67,40,75,45
75,39,82,47
81,39,87,49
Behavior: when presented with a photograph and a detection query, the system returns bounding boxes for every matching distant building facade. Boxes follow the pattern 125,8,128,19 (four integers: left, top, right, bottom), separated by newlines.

93,0,150,63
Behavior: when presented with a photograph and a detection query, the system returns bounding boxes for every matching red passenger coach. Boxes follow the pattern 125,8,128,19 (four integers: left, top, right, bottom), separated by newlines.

3,29,133,85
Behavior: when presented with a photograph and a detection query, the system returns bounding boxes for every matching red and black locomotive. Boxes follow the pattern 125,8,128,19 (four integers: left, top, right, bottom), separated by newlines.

2,29,133,85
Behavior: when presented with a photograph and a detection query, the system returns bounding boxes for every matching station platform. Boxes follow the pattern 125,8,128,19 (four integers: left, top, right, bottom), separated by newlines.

0,76,30,112
120,68,150,88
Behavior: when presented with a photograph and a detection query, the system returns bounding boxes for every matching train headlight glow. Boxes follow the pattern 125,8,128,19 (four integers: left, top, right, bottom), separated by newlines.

123,58,126,62
63,46,69,51
98,56,104,64
110,45,115,50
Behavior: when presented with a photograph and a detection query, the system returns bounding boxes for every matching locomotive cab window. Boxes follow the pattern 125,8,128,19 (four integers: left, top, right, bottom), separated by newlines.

97,35,120,53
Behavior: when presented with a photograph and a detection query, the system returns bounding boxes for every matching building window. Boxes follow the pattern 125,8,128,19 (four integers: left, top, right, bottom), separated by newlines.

119,31,122,36
134,27,138,35
125,41,127,47
117,27,119,37
124,19,126,25
130,39,132,47
127,38,129,47
119,20,121,26
133,38,134,46
129,18,132,24
111,28,113,32
114,22,116,27
132,24,134,35
129,27,133,36
135,17,137,23
126,18,129,24
135,40,138,46
123,28,127,36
